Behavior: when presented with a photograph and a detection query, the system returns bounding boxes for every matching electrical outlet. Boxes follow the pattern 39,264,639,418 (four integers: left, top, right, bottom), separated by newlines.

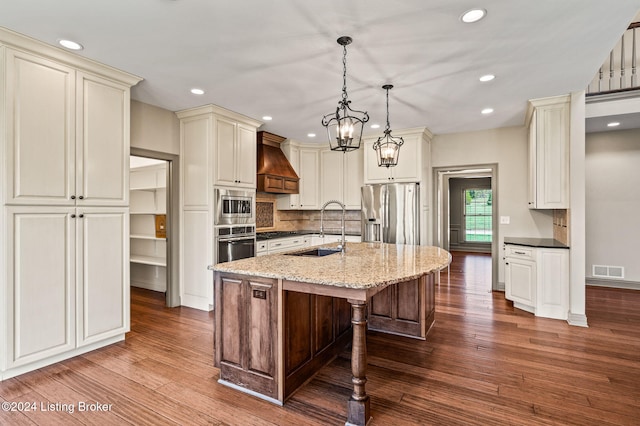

500,216,510,225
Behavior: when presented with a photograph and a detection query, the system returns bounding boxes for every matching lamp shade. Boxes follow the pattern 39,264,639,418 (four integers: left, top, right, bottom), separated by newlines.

321,36,369,152
372,84,404,167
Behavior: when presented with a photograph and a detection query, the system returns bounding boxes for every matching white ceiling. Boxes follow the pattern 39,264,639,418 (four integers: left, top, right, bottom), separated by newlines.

2,1,639,141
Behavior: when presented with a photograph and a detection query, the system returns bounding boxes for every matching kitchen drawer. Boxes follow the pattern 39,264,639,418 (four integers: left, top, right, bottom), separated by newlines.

505,244,536,260
267,236,308,254
256,241,268,256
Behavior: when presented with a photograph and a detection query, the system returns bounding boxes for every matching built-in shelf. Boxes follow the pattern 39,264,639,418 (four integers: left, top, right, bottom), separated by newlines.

129,161,168,292
130,255,167,267
131,185,166,191
130,234,166,241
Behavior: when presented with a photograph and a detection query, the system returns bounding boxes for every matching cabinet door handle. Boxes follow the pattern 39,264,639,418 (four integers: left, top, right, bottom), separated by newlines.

273,243,281,247
514,251,526,255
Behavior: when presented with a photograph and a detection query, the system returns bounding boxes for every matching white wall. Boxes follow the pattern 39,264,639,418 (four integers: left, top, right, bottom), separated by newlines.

586,128,640,284
432,126,554,284
130,100,180,155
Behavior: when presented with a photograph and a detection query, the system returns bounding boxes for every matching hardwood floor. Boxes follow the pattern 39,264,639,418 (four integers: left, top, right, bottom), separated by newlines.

2,251,639,425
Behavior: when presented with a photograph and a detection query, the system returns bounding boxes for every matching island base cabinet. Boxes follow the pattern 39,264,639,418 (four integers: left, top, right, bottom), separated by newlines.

368,274,435,339
283,290,352,399
214,274,278,399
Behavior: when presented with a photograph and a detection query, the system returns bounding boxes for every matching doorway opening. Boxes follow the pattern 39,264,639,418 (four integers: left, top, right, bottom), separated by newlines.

130,148,180,307
433,165,499,292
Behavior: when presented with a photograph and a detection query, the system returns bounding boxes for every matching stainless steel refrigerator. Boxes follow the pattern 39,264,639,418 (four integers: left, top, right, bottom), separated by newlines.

361,182,420,244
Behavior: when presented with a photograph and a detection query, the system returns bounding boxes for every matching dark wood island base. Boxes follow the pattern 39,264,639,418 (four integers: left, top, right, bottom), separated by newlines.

211,242,451,425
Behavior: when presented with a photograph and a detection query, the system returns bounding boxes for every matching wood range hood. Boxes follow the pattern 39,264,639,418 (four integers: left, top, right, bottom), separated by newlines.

256,131,300,194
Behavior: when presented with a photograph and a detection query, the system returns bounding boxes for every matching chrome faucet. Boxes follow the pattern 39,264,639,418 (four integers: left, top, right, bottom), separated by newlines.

320,200,346,253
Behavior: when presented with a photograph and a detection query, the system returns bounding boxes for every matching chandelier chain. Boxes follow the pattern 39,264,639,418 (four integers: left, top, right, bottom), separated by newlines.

341,44,348,102
385,87,391,133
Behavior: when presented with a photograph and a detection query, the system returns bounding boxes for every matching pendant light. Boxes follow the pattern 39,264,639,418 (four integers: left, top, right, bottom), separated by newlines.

321,36,369,152
373,84,404,167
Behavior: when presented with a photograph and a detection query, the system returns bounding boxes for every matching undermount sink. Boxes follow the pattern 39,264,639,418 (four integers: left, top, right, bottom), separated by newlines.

286,247,342,257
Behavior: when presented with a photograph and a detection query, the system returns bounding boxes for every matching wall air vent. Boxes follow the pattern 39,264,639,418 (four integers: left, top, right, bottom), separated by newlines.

592,265,625,279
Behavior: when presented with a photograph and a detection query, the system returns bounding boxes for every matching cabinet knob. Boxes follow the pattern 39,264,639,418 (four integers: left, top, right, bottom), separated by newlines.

79,195,84,200
79,214,84,218
71,195,76,200
71,214,76,218
505,262,509,265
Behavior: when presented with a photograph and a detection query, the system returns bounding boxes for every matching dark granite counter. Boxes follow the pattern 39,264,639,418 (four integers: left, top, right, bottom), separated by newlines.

504,237,569,249
256,230,361,241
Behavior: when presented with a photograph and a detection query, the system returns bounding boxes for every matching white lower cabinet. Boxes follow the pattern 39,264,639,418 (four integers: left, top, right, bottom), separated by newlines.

310,234,361,246
256,234,362,256
257,235,310,256
4,206,129,373
504,244,569,320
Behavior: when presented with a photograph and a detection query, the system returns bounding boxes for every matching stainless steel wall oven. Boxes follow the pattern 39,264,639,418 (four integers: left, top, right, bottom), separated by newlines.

214,188,256,263
215,225,255,263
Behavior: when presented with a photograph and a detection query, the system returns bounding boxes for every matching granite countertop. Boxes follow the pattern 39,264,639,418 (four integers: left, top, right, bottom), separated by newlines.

211,242,451,289
504,237,569,249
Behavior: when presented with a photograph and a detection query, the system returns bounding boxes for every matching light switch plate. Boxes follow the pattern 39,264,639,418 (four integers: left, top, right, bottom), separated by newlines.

500,216,510,225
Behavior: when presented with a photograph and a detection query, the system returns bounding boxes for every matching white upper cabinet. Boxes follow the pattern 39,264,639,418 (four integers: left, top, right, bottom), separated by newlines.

526,95,570,209
76,72,130,206
4,49,132,206
298,148,320,209
214,116,257,188
4,49,75,205
320,148,363,209
363,130,423,184
320,149,344,205
276,142,300,209
343,148,364,209
180,114,212,209
276,141,320,210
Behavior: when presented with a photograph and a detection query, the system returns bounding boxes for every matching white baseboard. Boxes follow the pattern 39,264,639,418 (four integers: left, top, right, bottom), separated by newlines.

586,278,640,290
131,279,166,292
181,294,213,311
567,312,589,327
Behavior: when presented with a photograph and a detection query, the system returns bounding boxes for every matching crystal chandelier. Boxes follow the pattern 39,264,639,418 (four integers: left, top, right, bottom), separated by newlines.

321,36,369,152
373,84,404,167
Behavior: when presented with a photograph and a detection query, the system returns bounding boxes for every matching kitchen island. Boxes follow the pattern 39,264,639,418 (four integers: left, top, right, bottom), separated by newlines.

211,242,451,426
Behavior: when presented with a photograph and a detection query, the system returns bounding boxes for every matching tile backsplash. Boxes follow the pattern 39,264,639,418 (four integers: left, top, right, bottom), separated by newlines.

553,209,569,245
256,201,275,230
256,193,361,234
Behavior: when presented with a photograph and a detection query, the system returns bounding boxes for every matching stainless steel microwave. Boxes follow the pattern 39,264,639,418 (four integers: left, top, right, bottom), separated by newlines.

214,188,255,225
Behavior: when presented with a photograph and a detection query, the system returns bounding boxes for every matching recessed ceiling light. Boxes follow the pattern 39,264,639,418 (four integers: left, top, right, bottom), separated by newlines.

262,116,273,121
190,88,205,95
370,124,381,129
461,9,487,23
481,108,494,115
58,39,83,50
479,74,495,82
607,121,621,127
307,133,316,138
